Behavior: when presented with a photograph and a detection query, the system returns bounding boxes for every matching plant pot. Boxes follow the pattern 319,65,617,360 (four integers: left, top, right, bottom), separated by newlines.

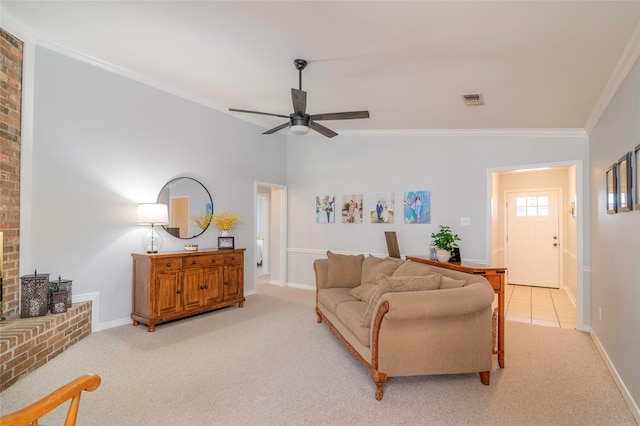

219,230,232,237
436,249,451,262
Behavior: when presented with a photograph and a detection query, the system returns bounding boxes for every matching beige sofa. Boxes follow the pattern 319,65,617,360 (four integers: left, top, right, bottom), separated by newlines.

314,251,495,400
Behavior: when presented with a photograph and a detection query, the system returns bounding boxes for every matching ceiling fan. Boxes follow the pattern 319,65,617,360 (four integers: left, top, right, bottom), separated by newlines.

229,59,370,138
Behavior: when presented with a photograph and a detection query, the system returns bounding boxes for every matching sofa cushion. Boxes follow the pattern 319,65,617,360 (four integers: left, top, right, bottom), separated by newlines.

336,301,371,347
362,273,442,327
349,283,378,303
317,288,357,315
440,276,466,289
391,260,435,277
326,251,365,288
361,256,404,285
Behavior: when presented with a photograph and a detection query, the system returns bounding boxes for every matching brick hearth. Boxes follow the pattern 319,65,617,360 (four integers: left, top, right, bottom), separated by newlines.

0,301,92,392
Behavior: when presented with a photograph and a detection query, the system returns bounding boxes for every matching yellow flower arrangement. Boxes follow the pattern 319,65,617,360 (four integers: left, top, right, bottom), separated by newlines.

211,211,242,232
191,212,212,231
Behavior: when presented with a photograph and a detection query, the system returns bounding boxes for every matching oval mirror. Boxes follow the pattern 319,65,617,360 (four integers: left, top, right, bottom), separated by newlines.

157,177,213,239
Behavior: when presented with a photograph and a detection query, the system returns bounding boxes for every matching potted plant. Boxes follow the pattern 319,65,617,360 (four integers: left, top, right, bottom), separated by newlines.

211,210,242,236
430,225,460,262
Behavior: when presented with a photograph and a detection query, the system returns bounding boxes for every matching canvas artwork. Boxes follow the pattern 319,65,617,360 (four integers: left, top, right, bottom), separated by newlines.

316,195,335,223
341,194,364,223
404,191,431,224
369,193,395,224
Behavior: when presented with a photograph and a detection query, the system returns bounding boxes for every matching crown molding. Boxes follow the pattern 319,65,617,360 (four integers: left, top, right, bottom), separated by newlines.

585,21,640,135
335,128,587,138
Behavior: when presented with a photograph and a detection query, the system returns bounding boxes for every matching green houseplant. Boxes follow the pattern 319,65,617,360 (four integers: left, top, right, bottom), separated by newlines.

430,225,460,262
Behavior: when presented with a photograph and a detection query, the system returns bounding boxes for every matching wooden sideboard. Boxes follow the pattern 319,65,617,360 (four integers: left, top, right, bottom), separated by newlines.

405,256,506,368
131,248,245,332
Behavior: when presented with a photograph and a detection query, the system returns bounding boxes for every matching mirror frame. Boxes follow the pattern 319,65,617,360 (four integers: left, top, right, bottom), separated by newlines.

157,177,213,239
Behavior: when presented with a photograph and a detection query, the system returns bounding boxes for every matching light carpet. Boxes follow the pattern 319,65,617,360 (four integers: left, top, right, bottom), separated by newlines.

0,284,636,425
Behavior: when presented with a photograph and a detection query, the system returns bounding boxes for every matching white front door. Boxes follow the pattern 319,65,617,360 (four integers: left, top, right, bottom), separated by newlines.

506,189,560,288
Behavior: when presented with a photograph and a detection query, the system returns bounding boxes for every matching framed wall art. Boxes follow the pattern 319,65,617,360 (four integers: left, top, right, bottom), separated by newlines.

605,164,617,214
341,194,363,224
369,193,394,224
316,195,335,223
403,191,431,224
617,152,632,212
635,144,640,210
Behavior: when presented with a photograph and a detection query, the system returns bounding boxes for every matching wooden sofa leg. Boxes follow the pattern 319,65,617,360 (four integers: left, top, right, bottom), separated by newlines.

315,307,323,323
479,371,490,385
370,370,388,400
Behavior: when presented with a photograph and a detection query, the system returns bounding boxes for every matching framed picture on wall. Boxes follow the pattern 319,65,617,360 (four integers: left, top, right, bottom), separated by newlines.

605,164,617,214
617,152,632,212
635,144,640,210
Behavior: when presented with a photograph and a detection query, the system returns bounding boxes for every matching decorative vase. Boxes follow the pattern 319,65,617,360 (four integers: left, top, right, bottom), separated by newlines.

220,230,232,237
436,249,451,262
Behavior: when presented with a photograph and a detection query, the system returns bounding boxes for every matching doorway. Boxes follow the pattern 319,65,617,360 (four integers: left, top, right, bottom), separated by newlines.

255,182,287,288
489,164,583,328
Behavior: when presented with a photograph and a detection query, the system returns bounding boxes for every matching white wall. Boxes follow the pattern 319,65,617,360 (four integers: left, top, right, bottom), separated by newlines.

286,134,589,291
24,46,287,327
589,56,640,416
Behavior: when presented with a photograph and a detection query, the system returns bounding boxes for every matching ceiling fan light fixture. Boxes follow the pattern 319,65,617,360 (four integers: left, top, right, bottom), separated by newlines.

289,124,310,135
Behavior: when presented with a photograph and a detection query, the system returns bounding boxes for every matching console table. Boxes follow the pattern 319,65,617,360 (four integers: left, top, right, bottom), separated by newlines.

406,256,506,368
131,248,245,332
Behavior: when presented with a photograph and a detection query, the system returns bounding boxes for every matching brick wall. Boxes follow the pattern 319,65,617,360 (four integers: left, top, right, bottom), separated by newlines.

0,301,92,392
1,28,23,318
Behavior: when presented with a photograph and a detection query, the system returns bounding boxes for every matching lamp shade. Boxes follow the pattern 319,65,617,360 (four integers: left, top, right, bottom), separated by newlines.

136,203,169,225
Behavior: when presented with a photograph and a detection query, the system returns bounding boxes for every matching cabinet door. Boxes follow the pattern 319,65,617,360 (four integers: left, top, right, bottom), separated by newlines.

202,267,224,306
155,271,181,317
182,268,204,311
223,264,243,300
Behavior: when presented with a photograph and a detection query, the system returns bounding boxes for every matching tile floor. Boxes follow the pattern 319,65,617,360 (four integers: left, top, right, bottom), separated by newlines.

503,284,576,329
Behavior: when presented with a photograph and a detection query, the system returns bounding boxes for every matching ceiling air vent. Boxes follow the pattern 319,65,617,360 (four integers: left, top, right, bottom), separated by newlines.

462,94,484,106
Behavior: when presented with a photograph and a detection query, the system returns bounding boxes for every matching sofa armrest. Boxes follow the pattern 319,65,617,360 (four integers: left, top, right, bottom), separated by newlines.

313,259,329,290
378,281,494,321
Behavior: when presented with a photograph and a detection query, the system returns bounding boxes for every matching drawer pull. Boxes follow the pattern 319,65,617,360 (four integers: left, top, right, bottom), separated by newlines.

211,259,217,263
224,281,229,286
204,285,209,289
176,290,181,294
166,263,172,267
192,260,197,264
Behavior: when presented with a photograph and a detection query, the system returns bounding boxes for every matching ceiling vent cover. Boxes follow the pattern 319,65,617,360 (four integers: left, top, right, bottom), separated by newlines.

463,94,484,106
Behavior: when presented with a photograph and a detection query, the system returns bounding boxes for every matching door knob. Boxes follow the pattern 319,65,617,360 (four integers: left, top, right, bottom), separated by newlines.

553,236,558,240
553,243,558,247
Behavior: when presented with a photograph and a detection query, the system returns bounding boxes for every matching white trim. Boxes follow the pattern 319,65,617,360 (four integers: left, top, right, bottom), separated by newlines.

591,330,640,424
335,128,587,138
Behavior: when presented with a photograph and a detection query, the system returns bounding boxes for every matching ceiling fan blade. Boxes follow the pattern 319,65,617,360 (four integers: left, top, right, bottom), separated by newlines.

309,121,338,138
262,122,289,135
310,111,370,121
229,108,289,119
291,89,307,115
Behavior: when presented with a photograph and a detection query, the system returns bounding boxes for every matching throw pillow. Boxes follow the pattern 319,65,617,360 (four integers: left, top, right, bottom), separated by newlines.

349,283,378,303
439,276,466,289
326,250,365,288
391,260,435,277
360,255,385,283
361,257,404,285
361,273,442,327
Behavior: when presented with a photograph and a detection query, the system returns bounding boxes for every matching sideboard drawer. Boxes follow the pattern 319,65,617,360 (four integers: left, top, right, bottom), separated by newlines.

224,253,243,266
182,254,224,269
154,258,181,272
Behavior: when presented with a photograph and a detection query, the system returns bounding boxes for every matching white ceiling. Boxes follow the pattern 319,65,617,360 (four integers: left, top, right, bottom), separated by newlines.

3,1,640,136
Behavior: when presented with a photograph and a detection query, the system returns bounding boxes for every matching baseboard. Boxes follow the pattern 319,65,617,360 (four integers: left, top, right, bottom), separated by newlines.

286,282,315,291
590,330,640,423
